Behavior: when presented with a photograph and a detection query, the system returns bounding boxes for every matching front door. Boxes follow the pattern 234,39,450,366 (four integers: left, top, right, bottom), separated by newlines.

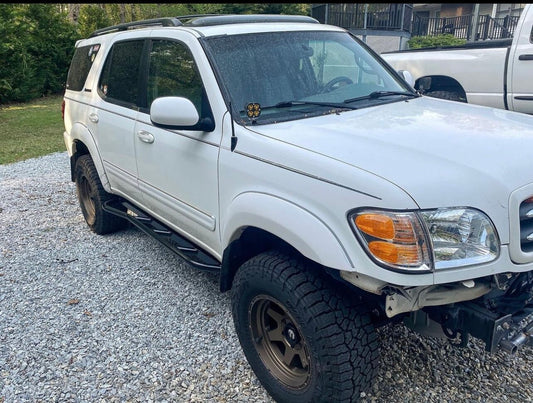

134,38,221,254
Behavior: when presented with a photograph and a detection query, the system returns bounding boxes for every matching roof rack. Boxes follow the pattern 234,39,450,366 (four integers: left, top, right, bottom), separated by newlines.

186,14,320,27
88,14,319,38
89,17,182,38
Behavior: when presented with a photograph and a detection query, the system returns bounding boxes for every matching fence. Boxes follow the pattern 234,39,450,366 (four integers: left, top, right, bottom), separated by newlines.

410,14,520,40
312,4,521,41
312,3,413,32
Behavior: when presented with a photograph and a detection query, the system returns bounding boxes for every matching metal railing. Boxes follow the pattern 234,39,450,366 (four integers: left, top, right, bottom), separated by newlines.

477,15,520,40
312,4,521,41
412,15,472,39
411,14,520,40
312,3,413,32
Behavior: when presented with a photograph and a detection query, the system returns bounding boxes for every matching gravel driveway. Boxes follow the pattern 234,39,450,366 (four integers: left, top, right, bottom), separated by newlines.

1,152,532,402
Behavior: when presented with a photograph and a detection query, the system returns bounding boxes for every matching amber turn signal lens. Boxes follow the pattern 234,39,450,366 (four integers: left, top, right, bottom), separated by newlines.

355,214,395,240
368,241,422,265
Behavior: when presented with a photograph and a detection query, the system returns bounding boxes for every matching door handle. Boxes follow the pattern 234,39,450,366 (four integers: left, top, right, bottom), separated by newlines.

88,113,99,123
137,130,155,144
518,54,533,61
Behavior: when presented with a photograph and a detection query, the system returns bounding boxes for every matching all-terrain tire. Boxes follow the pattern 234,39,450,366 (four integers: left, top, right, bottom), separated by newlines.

74,154,127,235
425,90,466,102
231,251,379,403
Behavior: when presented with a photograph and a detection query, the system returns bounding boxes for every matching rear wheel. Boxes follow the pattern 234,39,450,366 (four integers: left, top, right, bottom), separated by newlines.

231,251,379,403
74,154,126,234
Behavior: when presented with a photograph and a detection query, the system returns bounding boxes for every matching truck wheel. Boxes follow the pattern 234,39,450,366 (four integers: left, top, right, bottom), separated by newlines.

74,154,126,235
425,90,465,102
231,251,379,403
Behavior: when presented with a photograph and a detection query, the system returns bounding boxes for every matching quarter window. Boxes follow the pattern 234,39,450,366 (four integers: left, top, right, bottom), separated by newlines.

66,44,100,91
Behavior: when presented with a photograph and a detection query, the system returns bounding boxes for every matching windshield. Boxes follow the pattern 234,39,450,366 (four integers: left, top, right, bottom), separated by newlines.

203,30,414,125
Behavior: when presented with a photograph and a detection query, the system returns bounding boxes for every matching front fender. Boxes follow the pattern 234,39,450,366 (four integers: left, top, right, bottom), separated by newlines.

222,192,353,270
68,122,110,192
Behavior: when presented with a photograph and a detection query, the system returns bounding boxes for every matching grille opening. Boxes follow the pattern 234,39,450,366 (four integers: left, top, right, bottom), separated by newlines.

519,197,533,253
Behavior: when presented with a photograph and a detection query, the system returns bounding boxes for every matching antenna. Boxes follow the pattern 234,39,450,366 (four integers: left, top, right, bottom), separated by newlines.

229,103,238,152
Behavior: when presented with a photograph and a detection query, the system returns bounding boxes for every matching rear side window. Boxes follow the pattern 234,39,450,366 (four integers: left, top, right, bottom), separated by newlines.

98,40,145,107
66,44,100,91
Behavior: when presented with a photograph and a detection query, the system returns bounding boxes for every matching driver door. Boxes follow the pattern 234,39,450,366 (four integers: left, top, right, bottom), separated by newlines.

134,37,221,252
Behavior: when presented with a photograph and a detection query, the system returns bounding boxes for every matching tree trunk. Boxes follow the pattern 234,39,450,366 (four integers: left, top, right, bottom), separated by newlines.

67,3,80,24
119,4,126,23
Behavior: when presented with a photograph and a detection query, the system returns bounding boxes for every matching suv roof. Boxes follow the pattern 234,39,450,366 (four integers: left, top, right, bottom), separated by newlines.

88,14,319,38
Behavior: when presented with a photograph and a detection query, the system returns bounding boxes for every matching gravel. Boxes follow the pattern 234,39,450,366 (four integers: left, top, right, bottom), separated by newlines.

1,151,532,402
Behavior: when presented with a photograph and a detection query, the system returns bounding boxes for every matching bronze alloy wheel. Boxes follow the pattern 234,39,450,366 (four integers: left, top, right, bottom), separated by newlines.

249,294,311,390
74,155,127,235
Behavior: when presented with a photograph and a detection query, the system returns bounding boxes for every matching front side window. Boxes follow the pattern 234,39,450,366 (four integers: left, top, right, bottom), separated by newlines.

98,40,144,107
203,31,414,125
146,40,205,114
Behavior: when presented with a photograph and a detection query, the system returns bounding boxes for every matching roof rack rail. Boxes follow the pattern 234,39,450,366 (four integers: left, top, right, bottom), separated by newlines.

88,14,320,38
186,14,320,27
174,14,220,22
88,17,182,38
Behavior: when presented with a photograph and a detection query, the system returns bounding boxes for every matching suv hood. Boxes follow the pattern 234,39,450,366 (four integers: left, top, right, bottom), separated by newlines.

248,97,533,237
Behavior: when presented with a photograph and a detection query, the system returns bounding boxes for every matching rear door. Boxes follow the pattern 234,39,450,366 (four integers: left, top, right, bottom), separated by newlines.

92,38,145,201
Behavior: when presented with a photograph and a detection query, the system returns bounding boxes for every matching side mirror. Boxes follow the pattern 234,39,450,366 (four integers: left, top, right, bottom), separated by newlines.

398,70,415,87
150,96,214,131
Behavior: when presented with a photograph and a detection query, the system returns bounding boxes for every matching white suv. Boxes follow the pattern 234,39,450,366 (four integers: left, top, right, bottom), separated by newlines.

63,14,533,402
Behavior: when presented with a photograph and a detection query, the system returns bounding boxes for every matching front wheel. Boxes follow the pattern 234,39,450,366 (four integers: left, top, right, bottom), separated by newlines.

231,251,379,403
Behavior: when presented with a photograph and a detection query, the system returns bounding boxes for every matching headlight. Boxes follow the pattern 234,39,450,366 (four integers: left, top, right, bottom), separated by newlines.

350,207,499,272
419,208,499,269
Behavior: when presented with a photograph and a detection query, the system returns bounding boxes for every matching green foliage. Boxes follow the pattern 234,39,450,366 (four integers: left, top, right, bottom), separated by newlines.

0,3,310,105
77,5,112,38
0,4,78,104
407,34,467,49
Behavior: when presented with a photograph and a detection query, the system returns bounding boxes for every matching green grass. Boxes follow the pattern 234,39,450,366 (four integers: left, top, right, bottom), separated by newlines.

0,95,66,165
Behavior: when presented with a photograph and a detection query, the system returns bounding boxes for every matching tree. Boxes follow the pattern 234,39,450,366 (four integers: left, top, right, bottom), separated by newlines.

77,5,112,38
0,4,77,103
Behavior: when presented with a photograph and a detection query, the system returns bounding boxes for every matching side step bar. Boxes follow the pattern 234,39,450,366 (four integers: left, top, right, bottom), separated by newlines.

103,199,221,272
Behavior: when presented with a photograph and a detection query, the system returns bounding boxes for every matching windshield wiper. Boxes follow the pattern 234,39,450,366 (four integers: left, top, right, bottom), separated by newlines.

274,100,358,110
344,91,418,104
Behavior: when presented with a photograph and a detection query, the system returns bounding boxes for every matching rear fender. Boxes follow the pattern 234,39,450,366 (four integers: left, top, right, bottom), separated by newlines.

69,122,110,192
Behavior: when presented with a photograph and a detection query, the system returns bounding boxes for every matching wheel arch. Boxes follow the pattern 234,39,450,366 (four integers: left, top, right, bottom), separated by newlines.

219,192,353,292
415,75,467,101
68,123,110,192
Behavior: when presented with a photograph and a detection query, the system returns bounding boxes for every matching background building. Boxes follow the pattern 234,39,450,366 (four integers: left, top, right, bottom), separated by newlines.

311,3,527,53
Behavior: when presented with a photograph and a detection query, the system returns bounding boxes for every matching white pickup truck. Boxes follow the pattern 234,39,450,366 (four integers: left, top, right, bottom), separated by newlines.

382,3,533,114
